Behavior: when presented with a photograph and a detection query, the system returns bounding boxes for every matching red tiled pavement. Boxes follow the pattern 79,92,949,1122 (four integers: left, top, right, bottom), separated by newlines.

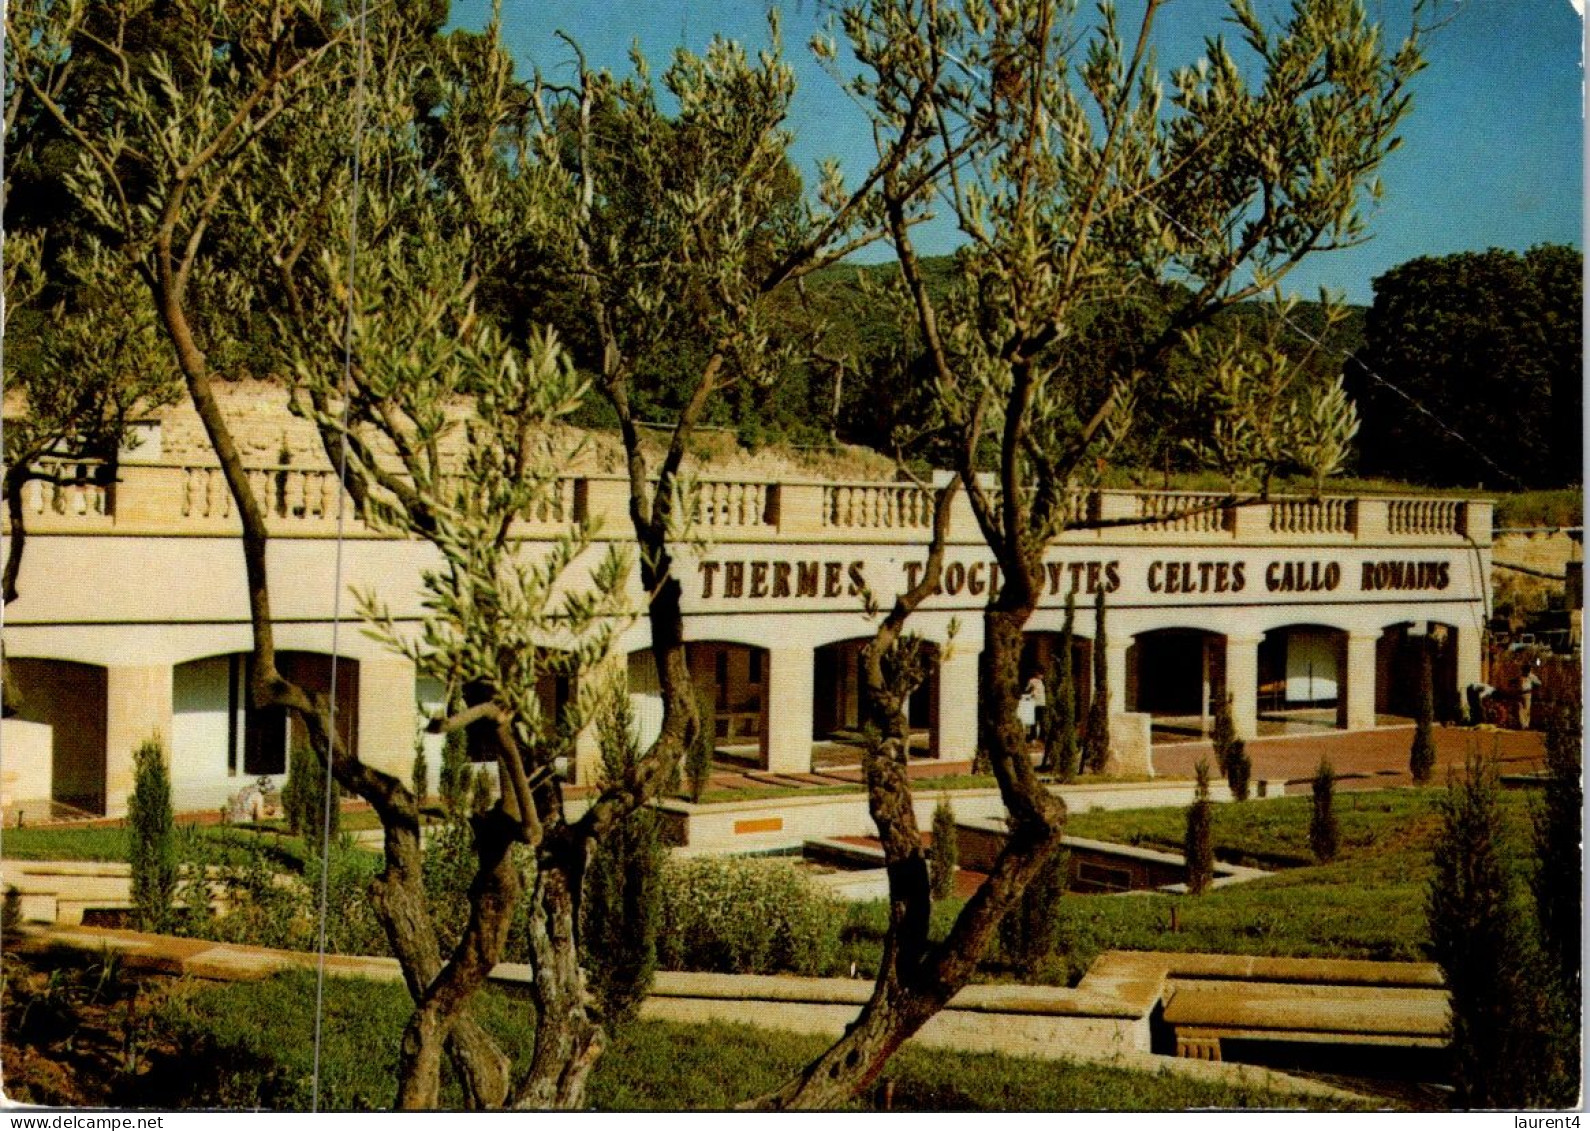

1151,724,1548,792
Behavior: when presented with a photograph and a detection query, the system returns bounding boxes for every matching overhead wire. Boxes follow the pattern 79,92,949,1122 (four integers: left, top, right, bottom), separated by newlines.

311,0,372,1111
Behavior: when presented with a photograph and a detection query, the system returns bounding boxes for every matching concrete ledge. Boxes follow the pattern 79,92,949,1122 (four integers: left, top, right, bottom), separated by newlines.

1139,950,1444,989
664,778,1241,855
646,970,1142,1020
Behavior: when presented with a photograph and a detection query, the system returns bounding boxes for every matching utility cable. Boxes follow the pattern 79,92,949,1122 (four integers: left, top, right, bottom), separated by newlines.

312,0,372,1111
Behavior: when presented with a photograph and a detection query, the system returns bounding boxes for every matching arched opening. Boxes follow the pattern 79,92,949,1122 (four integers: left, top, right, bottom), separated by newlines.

416,654,579,792
1127,628,1224,741
5,658,107,816
172,654,248,810
812,638,939,763
237,652,360,784
1377,622,1460,722
1258,624,1348,732
1019,631,1094,729
686,641,769,766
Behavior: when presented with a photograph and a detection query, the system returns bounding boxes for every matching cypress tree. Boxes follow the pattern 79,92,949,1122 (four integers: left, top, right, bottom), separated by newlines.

283,739,339,843
438,727,472,817
1082,587,1110,774
1226,738,1251,802
411,737,429,807
582,695,665,1028
1211,692,1237,774
685,692,715,803
1309,757,1339,864
930,797,959,900
128,737,177,933
1183,758,1214,895
1428,749,1570,1107
1045,591,1080,780
997,842,1069,974
1409,634,1436,784
1532,699,1582,1010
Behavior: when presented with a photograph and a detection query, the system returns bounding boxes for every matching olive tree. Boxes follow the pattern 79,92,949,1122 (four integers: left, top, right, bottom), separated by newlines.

518,23,939,825
7,1,638,1109
757,0,1425,1107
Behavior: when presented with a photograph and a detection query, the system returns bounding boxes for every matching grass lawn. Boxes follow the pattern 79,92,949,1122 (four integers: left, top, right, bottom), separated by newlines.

1063,788,1448,868
1,824,131,862
845,787,1539,983
149,969,1365,1110
1,822,333,869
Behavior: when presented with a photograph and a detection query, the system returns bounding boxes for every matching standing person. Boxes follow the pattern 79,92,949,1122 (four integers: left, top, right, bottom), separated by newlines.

1024,673,1048,742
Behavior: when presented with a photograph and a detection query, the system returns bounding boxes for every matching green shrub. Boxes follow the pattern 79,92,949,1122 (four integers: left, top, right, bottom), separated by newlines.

1183,759,1214,895
582,696,666,1027
422,815,477,955
658,857,840,976
192,832,311,951
175,825,216,934
1309,758,1339,864
127,737,177,933
281,740,339,844
929,798,958,900
302,838,386,958
469,766,493,815
997,843,1069,974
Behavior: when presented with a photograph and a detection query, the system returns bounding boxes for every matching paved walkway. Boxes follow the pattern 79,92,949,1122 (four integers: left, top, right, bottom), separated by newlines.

1150,724,1547,792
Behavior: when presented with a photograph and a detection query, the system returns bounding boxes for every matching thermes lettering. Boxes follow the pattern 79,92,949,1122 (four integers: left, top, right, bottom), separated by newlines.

699,559,866,600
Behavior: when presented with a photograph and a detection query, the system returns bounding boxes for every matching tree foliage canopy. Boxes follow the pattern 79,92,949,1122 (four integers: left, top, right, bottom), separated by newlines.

1350,244,1582,488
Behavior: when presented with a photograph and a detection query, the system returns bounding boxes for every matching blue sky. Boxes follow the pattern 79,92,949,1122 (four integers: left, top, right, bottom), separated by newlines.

451,0,1583,306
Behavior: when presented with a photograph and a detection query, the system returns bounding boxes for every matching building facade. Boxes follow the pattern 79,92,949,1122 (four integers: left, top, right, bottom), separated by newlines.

2,459,1492,816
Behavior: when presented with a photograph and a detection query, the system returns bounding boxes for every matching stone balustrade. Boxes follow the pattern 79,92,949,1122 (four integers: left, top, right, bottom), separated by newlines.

1,461,1493,547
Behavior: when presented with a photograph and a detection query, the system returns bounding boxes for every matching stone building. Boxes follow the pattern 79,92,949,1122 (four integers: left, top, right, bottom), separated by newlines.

1,404,1491,817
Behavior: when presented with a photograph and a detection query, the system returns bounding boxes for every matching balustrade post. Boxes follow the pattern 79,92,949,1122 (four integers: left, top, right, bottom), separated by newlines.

575,478,633,531
1354,498,1390,540
776,483,825,535
1462,500,1493,544
1231,498,1269,539
111,465,187,527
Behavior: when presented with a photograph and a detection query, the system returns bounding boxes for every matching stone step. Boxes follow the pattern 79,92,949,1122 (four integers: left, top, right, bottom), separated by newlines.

1162,979,1449,1043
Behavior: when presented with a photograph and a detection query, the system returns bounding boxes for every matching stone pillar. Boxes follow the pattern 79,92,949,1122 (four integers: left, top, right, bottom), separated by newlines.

1341,633,1380,731
570,652,626,787
934,647,980,762
356,656,417,783
1106,641,1129,717
1222,636,1262,740
765,646,814,774
1455,623,1484,700
103,664,174,816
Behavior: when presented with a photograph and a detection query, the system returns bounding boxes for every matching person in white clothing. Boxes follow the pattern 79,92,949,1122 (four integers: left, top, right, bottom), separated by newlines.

1023,674,1047,740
